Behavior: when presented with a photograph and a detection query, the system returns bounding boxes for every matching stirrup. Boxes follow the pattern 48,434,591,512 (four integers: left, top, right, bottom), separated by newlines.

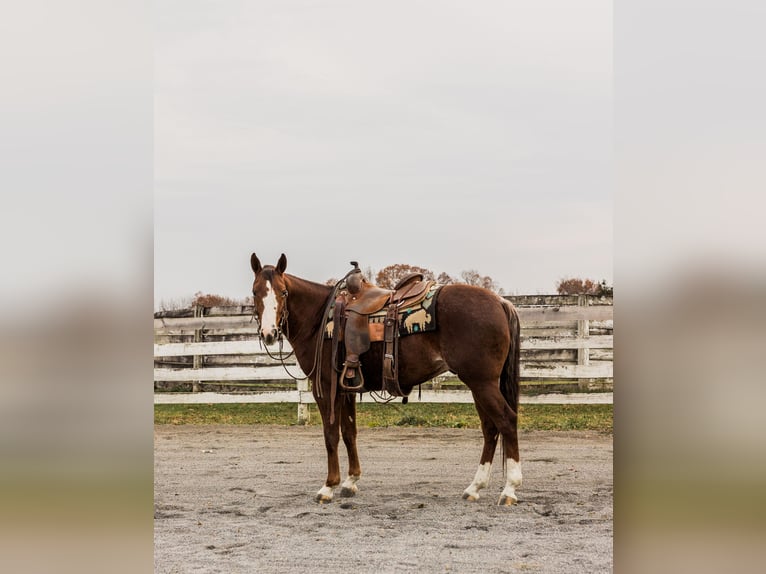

339,362,365,391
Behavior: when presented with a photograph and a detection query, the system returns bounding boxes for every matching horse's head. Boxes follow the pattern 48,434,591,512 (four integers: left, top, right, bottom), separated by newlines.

250,252,289,346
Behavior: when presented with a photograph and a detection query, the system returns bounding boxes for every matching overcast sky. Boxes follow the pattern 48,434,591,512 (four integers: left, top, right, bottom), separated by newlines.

154,0,612,306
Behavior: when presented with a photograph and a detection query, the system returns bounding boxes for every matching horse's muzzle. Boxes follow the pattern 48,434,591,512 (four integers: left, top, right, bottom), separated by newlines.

262,329,278,346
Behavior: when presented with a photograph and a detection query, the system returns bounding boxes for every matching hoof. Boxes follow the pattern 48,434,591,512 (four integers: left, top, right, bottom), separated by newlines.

497,494,518,506
340,486,357,498
462,492,479,502
315,485,334,504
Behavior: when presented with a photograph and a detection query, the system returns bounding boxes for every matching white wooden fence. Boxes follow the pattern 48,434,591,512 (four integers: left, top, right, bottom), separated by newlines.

154,295,612,420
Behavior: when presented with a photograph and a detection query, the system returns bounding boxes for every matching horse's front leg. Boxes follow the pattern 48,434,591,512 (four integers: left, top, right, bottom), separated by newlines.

315,393,342,504
339,393,361,498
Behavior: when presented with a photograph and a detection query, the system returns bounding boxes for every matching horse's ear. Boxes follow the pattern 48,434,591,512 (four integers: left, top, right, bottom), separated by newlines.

251,253,262,274
276,253,287,274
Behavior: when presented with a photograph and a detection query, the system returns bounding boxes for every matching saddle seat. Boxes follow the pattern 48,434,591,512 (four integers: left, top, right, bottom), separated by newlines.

346,272,430,315
346,284,392,315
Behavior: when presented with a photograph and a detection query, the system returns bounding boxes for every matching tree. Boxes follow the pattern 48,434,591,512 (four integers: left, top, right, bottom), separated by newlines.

361,265,376,283
375,264,435,289
458,269,504,295
191,292,251,307
459,269,482,286
596,279,613,296
157,295,194,311
556,278,612,296
436,271,455,285
556,278,596,295
371,263,506,295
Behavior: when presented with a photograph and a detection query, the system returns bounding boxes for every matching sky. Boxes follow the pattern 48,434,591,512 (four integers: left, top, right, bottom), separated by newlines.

154,0,612,306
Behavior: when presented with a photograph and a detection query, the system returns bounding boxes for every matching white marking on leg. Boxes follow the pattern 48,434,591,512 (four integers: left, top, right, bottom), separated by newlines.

341,474,359,490
340,475,360,496
463,462,492,501
261,280,278,339
499,459,523,504
316,485,334,501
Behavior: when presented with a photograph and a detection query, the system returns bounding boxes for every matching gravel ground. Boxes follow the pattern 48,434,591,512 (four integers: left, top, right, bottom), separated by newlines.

154,425,612,573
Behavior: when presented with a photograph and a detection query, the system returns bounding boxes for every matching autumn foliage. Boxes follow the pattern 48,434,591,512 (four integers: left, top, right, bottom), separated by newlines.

375,264,435,289
191,292,251,307
373,264,504,294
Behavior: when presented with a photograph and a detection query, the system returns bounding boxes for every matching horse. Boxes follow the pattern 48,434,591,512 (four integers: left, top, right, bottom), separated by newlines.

250,253,523,505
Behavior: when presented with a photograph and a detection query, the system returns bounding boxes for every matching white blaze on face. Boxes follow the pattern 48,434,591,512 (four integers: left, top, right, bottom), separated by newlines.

260,279,278,337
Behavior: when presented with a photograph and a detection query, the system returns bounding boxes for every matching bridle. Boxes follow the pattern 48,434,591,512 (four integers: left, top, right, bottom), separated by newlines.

250,286,305,379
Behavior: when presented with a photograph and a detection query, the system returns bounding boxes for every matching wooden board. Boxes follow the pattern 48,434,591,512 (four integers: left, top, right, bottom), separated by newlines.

154,365,307,382
154,340,293,357
517,306,613,322
521,335,613,349
154,362,611,382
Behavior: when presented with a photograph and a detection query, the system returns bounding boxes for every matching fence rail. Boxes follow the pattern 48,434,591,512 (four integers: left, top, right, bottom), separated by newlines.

154,294,612,420
152,303,614,331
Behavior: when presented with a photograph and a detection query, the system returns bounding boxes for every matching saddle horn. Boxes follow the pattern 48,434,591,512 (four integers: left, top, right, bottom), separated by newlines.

347,261,363,294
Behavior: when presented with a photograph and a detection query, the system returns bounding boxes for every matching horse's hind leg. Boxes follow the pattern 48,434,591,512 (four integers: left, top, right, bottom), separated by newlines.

472,385,522,505
463,399,499,502
339,393,362,497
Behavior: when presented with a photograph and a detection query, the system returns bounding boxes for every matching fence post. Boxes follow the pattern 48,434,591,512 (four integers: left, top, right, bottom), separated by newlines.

296,378,310,424
192,304,203,393
577,294,591,391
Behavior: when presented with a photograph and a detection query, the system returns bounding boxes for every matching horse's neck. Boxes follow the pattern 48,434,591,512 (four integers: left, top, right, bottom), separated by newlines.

283,274,332,368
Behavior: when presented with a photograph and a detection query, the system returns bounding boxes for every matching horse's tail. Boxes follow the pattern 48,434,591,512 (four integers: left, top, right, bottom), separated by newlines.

500,299,521,413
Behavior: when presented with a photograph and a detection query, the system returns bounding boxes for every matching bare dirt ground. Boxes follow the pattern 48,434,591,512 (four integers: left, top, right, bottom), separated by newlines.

154,426,612,573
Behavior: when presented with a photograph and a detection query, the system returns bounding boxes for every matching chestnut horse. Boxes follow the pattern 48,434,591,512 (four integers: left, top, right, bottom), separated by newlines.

250,253,522,505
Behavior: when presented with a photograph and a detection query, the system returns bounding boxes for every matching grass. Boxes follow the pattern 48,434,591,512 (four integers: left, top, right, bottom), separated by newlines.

154,402,612,432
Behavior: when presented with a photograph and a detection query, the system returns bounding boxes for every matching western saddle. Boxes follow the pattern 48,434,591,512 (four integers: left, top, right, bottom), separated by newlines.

332,262,434,397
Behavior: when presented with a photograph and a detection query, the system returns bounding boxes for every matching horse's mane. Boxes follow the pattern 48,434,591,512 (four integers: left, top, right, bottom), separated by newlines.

284,273,334,328
285,273,333,292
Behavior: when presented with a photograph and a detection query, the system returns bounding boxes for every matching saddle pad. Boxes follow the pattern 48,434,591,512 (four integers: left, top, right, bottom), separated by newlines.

325,284,441,342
